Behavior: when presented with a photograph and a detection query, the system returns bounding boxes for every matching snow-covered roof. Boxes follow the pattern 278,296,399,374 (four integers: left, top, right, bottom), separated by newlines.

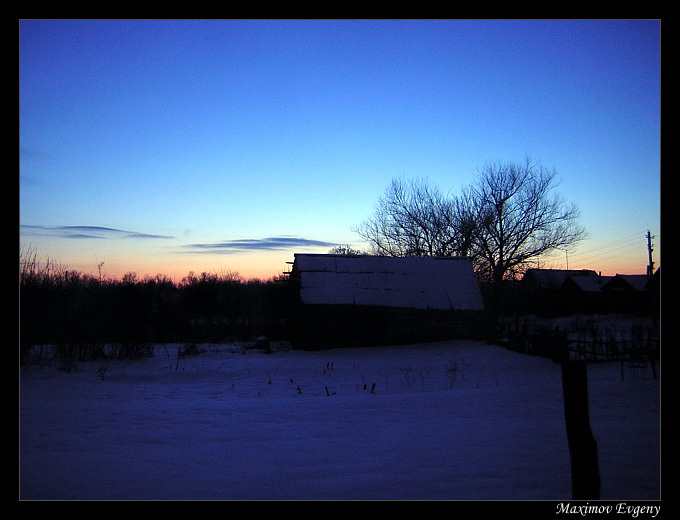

603,274,651,291
292,254,484,311
522,269,600,290
561,272,610,292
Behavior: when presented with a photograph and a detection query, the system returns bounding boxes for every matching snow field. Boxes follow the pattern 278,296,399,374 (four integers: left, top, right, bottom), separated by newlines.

20,341,659,500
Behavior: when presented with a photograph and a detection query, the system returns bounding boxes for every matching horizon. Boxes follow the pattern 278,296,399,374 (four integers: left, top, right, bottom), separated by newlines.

19,237,658,284
20,20,661,281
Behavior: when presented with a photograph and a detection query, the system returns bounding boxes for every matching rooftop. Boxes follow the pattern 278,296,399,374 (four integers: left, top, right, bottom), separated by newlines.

292,254,485,311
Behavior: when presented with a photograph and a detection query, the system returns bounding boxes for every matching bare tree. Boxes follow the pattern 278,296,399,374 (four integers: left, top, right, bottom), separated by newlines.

468,158,587,283
328,244,363,255
353,159,587,284
446,189,479,259
353,178,465,257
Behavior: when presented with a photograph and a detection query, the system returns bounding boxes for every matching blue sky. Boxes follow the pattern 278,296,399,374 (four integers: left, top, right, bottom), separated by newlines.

19,19,661,280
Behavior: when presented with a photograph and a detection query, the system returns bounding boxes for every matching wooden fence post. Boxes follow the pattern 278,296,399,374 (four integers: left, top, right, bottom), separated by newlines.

561,357,601,499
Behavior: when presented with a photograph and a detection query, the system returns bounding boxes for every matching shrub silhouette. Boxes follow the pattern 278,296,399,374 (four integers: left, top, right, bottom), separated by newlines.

20,254,292,363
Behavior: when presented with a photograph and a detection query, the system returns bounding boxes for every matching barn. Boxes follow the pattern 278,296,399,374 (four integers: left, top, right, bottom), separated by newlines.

287,254,486,349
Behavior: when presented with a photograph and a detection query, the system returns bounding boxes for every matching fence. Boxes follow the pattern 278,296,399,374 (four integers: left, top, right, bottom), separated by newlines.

503,320,659,380
500,316,659,499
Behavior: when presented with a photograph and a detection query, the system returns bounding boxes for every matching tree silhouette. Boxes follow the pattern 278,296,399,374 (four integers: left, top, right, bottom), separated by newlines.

468,158,587,283
353,178,466,258
354,158,587,283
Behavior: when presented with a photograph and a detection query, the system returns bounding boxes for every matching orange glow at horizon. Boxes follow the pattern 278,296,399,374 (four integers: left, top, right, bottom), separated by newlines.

76,252,657,284
73,253,294,283
25,234,659,284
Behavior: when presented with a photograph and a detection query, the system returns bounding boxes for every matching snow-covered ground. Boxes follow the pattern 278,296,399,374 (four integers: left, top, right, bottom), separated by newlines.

19,340,660,501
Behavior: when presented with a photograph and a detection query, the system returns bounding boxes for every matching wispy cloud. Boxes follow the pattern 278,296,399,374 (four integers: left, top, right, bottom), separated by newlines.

183,236,337,254
20,225,174,240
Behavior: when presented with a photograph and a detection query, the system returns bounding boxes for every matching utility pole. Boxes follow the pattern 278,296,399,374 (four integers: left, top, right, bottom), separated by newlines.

646,230,655,277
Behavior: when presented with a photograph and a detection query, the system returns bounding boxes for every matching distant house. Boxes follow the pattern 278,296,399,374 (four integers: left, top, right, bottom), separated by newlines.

522,269,603,291
560,272,611,293
288,254,486,349
520,268,658,316
600,272,660,314
601,274,651,292
520,269,606,315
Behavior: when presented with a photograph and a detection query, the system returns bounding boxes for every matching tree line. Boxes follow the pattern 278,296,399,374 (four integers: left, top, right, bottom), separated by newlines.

20,247,292,362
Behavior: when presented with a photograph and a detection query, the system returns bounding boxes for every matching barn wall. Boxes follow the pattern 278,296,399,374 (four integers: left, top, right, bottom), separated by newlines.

289,304,488,350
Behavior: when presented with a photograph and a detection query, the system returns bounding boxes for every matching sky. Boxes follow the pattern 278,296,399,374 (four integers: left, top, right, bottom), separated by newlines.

19,19,661,281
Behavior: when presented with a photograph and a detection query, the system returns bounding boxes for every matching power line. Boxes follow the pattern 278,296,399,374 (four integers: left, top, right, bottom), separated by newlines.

568,242,643,265
569,229,660,262
568,231,644,259
565,229,660,272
